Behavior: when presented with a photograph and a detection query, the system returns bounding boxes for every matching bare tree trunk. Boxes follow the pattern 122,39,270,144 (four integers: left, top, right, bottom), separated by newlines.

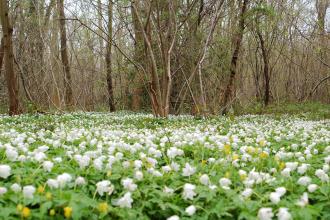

132,3,163,116
0,0,21,115
0,37,4,75
257,31,270,106
58,0,73,108
131,0,145,111
221,0,248,114
106,0,115,112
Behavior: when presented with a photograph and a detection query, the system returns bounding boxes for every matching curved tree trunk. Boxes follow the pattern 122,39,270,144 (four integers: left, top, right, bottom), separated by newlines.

221,0,248,114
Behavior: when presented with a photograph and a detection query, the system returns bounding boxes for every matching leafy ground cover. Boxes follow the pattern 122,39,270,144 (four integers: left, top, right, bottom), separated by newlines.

0,113,329,219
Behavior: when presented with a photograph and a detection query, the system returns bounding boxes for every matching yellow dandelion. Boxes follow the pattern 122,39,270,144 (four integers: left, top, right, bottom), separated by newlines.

259,152,268,159
232,154,239,161
224,144,231,155
49,209,56,216
98,202,108,213
22,207,31,218
64,207,72,219
279,162,286,170
37,186,45,194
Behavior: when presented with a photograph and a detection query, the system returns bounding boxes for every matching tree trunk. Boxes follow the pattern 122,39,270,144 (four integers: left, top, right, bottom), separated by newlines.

131,0,144,111
106,0,116,112
257,31,270,106
0,0,21,115
221,0,248,114
0,37,4,75
58,0,73,108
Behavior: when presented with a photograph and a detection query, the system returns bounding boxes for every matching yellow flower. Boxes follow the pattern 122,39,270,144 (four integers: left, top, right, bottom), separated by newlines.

279,162,286,170
17,204,23,212
49,209,56,216
98,202,108,213
201,160,207,165
224,144,231,155
64,207,72,219
225,171,231,178
46,192,52,200
107,171,112,177
259,152,268,159
239,173,246,181
22,207,31,218
232,154,239,161
37,186,45,194
247,146,255,154
259,140,266,147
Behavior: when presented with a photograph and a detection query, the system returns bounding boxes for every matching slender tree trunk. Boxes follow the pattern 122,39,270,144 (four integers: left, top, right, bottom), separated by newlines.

221,0,248,114
58,0,73,108
0,37,4,75
257,31,270,106
131,0,144,111
0,0,21,115
106,0,115,112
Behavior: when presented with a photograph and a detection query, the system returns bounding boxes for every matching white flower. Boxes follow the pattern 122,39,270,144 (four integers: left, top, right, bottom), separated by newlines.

281,168,291,177
134,160,143,169
296,192,308,207
75,155,90,169
47,179,59,189
307,184,318,193
56,173,72,188
275,187,286,197
285,162,298,171
185,205,196,216
75,177,86,186
6,148,18,161
23,185,36,199
241,188,253,198
167,147,184,159
162,165,172,173
122,178,137,191
297,176,311,186
96,180,112,196
134,171,143,180
43,161,54,172
297,164,309,174
258,208,273,220
93,158,103,171
182,183,196,200
315,169,329,182
167,215,180,220
182,163,196,177
163,186,174,195
34,152,46,162
0,165,11,179
115,192,133,208
0,187,7,196
219,178,231,190
269,192,281,204
10,183,21,193
170,162,180,171
199,174,210,185
277,207,292,220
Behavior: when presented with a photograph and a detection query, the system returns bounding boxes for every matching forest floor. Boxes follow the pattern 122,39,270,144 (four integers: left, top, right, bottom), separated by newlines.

0,111,329,219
